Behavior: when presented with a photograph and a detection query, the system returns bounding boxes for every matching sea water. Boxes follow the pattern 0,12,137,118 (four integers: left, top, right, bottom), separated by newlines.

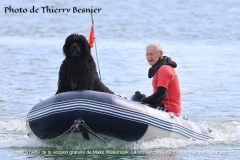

0,0,240,159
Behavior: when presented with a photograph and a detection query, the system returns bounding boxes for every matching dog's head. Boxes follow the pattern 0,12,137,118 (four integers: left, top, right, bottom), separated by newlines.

63,34,90,59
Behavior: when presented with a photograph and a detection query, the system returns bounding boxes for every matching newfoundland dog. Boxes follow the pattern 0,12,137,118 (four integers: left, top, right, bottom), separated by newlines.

55,33,114,95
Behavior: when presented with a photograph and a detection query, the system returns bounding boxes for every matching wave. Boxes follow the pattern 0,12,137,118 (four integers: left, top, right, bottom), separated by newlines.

0,118,239,149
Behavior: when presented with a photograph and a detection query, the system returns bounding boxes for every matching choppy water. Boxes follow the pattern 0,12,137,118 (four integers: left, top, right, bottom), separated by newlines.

0,0,240,159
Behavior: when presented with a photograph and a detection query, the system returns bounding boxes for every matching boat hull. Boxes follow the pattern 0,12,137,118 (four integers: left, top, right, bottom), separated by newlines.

27,90,213,141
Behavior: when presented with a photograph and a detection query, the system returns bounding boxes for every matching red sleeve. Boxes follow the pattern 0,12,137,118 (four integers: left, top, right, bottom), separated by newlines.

155,65,173,89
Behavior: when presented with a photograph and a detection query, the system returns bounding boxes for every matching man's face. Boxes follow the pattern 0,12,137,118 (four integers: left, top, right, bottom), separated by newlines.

146,46,162,66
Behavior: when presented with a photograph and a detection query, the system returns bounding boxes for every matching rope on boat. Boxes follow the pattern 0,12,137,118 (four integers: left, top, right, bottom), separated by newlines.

46,123,78,148
26,113,113,147
73,119,110,144
58,119,112,146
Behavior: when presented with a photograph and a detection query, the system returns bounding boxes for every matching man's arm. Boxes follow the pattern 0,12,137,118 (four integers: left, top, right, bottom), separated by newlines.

141,86,166,105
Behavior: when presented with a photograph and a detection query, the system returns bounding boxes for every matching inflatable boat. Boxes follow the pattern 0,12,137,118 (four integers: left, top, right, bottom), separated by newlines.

26,90,213,141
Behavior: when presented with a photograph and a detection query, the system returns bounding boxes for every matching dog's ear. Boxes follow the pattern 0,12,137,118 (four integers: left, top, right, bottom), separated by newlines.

62,42,70,57
78,35,91,55
63,34,76,58
62,44,67,57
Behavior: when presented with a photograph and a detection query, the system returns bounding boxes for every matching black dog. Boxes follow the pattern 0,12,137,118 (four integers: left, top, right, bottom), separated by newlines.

56,33,114,95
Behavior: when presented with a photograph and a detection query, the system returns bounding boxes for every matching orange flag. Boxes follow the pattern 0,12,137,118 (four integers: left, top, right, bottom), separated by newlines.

88,26,94,48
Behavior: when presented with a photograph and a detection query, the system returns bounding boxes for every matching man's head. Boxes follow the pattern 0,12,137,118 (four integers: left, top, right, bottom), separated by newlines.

145,42,163,66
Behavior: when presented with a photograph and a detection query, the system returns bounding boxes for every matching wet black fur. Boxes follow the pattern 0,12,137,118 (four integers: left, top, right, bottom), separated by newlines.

56,33,114,95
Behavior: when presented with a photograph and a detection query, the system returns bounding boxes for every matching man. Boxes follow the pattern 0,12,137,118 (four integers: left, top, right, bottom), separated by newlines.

141,42,181,116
